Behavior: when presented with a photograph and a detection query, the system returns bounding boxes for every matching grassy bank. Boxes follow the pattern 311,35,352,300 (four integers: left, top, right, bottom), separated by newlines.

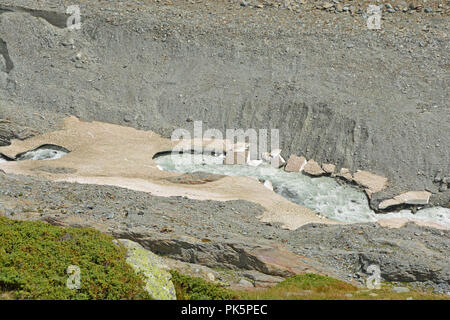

171,271,449,300
0,216,447,300
0,217,150,299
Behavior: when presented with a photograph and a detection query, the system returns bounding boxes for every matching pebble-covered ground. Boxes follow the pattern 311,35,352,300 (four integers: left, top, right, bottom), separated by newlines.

0,0,448,295
1,172,448,293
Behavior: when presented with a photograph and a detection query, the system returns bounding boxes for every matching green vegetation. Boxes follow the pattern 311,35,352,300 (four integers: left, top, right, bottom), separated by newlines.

171,271,448,300
170,270,238,300
0,217,150,300
241,274,448,300
241,273,358,300
0,216,447,301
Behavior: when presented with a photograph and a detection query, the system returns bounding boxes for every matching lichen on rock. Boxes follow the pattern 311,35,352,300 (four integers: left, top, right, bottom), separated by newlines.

113,239,177,300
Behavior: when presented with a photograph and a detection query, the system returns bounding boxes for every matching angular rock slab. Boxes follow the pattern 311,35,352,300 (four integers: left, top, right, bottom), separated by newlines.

353,170,388,195
335,168,353,182
321,163,336,174
303,159,325,176
285,155,307,172
113,239,177,300
378,191,432,210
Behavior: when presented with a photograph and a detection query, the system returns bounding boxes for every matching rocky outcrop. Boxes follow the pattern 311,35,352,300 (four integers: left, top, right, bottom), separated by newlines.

292,222,450,292
111,229,335,279
113,239,177,300
0,120,36,146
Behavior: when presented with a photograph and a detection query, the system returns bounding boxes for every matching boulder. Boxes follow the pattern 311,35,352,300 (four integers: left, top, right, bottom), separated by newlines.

321,163,336,174
113,239,176,300
303,159,325,176
285,155,307,172
353,170,388,194
336,168,353,182
378,191,432,210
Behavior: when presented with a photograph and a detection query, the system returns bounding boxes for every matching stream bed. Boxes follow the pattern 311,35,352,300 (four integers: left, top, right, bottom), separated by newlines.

155,153,450,227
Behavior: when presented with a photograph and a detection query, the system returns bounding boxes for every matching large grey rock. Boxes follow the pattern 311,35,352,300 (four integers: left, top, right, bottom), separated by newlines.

113,239,177,300
292,222,450,291
0,120,36,146
379,191,432,210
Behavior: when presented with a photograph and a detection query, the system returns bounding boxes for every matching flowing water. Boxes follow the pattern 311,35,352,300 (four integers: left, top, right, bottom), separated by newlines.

0,145,69,163
16,145,69,161
155,153,450,227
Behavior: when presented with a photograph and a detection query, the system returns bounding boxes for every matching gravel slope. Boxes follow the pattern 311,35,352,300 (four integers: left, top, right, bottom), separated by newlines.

0,0,448,204
0,0,449,294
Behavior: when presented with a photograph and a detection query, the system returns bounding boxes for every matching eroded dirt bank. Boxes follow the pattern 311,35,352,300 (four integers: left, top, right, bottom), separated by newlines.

0,0,449,293
1,172,449,292
0,0,448,205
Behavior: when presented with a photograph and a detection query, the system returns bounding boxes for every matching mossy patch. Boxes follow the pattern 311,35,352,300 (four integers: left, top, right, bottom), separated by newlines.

0,217,150,300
